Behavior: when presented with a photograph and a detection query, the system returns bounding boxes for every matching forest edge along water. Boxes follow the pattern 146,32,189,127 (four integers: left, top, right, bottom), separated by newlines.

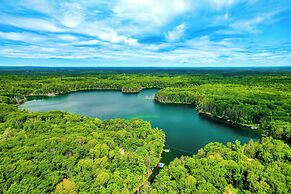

21,89,260,166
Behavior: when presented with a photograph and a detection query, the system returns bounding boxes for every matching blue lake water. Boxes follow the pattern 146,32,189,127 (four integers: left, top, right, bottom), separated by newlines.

21,89,260,163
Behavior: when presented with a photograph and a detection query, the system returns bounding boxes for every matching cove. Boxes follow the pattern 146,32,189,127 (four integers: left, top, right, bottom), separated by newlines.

21,89,260,163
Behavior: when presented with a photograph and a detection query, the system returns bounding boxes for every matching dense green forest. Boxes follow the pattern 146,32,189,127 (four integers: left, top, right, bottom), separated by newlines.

1,73,290,141
155,84,291,142
147,138,290,193
0,104,164,193
0,71,290,193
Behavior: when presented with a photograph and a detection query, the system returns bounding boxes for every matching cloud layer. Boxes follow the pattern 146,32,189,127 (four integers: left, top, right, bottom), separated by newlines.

0,0,290,66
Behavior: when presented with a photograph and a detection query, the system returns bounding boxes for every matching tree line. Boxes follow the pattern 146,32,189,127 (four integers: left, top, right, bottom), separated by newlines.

155,84,291,142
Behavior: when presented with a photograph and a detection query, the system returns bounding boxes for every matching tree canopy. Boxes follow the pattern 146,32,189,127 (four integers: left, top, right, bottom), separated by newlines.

0,71,290,193
148,138,291,193
0,107,164,193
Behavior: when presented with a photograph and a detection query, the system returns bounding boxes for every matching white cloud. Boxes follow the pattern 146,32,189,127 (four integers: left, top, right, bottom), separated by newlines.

166,24,186,42
0,31,80,47
98,31,139,46
0,32,28,41
1,34,290,67
231,16,265,33
0,32,47,43
59,2,84,28
77,40,100,46
113,0,191,26
229,11,278,33
207,0,239,10
0,0,289,67
19,0,55,14
0,16,64,32
57,35,78,42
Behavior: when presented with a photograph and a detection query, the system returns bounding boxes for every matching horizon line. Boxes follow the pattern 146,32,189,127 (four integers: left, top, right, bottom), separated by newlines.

1,65,291,68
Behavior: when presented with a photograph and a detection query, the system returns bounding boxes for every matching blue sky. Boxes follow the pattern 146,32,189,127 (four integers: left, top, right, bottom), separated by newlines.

0,0,290,67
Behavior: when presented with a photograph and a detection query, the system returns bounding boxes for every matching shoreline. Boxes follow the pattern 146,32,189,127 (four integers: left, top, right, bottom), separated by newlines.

153,97,264,135
21,88,263,135
198,111,264,135
19,88,263,191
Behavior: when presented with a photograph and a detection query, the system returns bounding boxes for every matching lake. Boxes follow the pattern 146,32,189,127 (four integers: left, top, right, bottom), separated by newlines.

21,89,260,163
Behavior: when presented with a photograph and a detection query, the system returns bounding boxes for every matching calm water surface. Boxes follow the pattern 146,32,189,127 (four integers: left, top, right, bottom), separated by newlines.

21,89,260,163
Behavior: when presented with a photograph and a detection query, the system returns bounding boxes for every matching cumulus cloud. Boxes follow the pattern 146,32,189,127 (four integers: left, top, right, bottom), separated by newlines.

98,31,139,45
113,0,191,26
0,0,290,66
59,2,85,28
166,24,186,42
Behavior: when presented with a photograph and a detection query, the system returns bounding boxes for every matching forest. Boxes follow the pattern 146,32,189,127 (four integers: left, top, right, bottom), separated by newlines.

0,70,290,193
147,138,290,193
0,103,164,193
155,83,291,142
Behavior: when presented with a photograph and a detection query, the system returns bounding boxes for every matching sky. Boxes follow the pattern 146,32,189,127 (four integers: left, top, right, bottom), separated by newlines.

0,0,290,67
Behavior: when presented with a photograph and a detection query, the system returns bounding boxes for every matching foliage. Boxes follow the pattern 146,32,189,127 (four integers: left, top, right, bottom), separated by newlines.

55,179,77,194
0,108,164,193
0,71,290,193
155,84,291,142
122,83,142,93
149,138,291,193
